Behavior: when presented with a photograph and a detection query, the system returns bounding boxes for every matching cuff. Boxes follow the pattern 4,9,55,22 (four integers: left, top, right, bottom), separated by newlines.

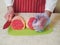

45,8,54,12
6,4,13,7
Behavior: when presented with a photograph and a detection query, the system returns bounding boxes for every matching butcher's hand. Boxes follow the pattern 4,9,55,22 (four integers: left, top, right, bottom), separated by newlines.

4,6,14,21
32,11,51,32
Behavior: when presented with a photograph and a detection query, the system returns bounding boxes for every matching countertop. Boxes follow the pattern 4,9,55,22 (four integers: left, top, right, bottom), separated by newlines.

0,13,60,45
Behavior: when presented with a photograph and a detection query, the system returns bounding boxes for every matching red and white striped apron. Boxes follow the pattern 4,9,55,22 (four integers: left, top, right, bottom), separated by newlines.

13,0,46,13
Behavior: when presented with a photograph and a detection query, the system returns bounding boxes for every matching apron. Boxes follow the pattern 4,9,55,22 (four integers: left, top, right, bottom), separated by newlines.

13,0,46,13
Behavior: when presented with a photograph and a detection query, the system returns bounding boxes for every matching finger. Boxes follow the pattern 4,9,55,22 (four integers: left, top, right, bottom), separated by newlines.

4,13,9,20
9,14,13,21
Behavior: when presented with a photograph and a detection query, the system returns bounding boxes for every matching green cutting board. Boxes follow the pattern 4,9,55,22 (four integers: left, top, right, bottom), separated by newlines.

8,25,53,36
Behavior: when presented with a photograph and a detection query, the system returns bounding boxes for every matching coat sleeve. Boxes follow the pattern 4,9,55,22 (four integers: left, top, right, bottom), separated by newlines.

4,0,14,7
45,0,57,12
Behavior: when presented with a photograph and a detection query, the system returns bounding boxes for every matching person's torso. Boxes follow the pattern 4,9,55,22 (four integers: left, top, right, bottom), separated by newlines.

13,0,46,13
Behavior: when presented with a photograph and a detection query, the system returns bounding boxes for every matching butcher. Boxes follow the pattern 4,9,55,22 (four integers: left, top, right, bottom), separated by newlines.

4,0,57,31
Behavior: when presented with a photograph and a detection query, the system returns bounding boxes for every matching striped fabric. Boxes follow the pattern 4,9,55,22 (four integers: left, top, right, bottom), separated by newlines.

13,0,46,13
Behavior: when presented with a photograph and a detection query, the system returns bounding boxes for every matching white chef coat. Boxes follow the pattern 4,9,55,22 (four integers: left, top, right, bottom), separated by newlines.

4,0,57,12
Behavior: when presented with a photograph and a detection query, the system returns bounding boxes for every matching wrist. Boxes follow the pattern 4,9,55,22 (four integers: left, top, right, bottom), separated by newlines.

7,6,14,11
45,10,52,17
7,6,14,14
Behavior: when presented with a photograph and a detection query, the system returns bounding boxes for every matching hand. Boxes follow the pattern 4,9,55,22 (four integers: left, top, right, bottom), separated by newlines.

32,13,50,32
4,6,14,21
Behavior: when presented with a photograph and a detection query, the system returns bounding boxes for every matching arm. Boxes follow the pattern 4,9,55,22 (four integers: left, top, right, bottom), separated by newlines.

45,0,57,17
4,0,14,21
4,0,14,7
4,0,14,10
33,0,58,31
